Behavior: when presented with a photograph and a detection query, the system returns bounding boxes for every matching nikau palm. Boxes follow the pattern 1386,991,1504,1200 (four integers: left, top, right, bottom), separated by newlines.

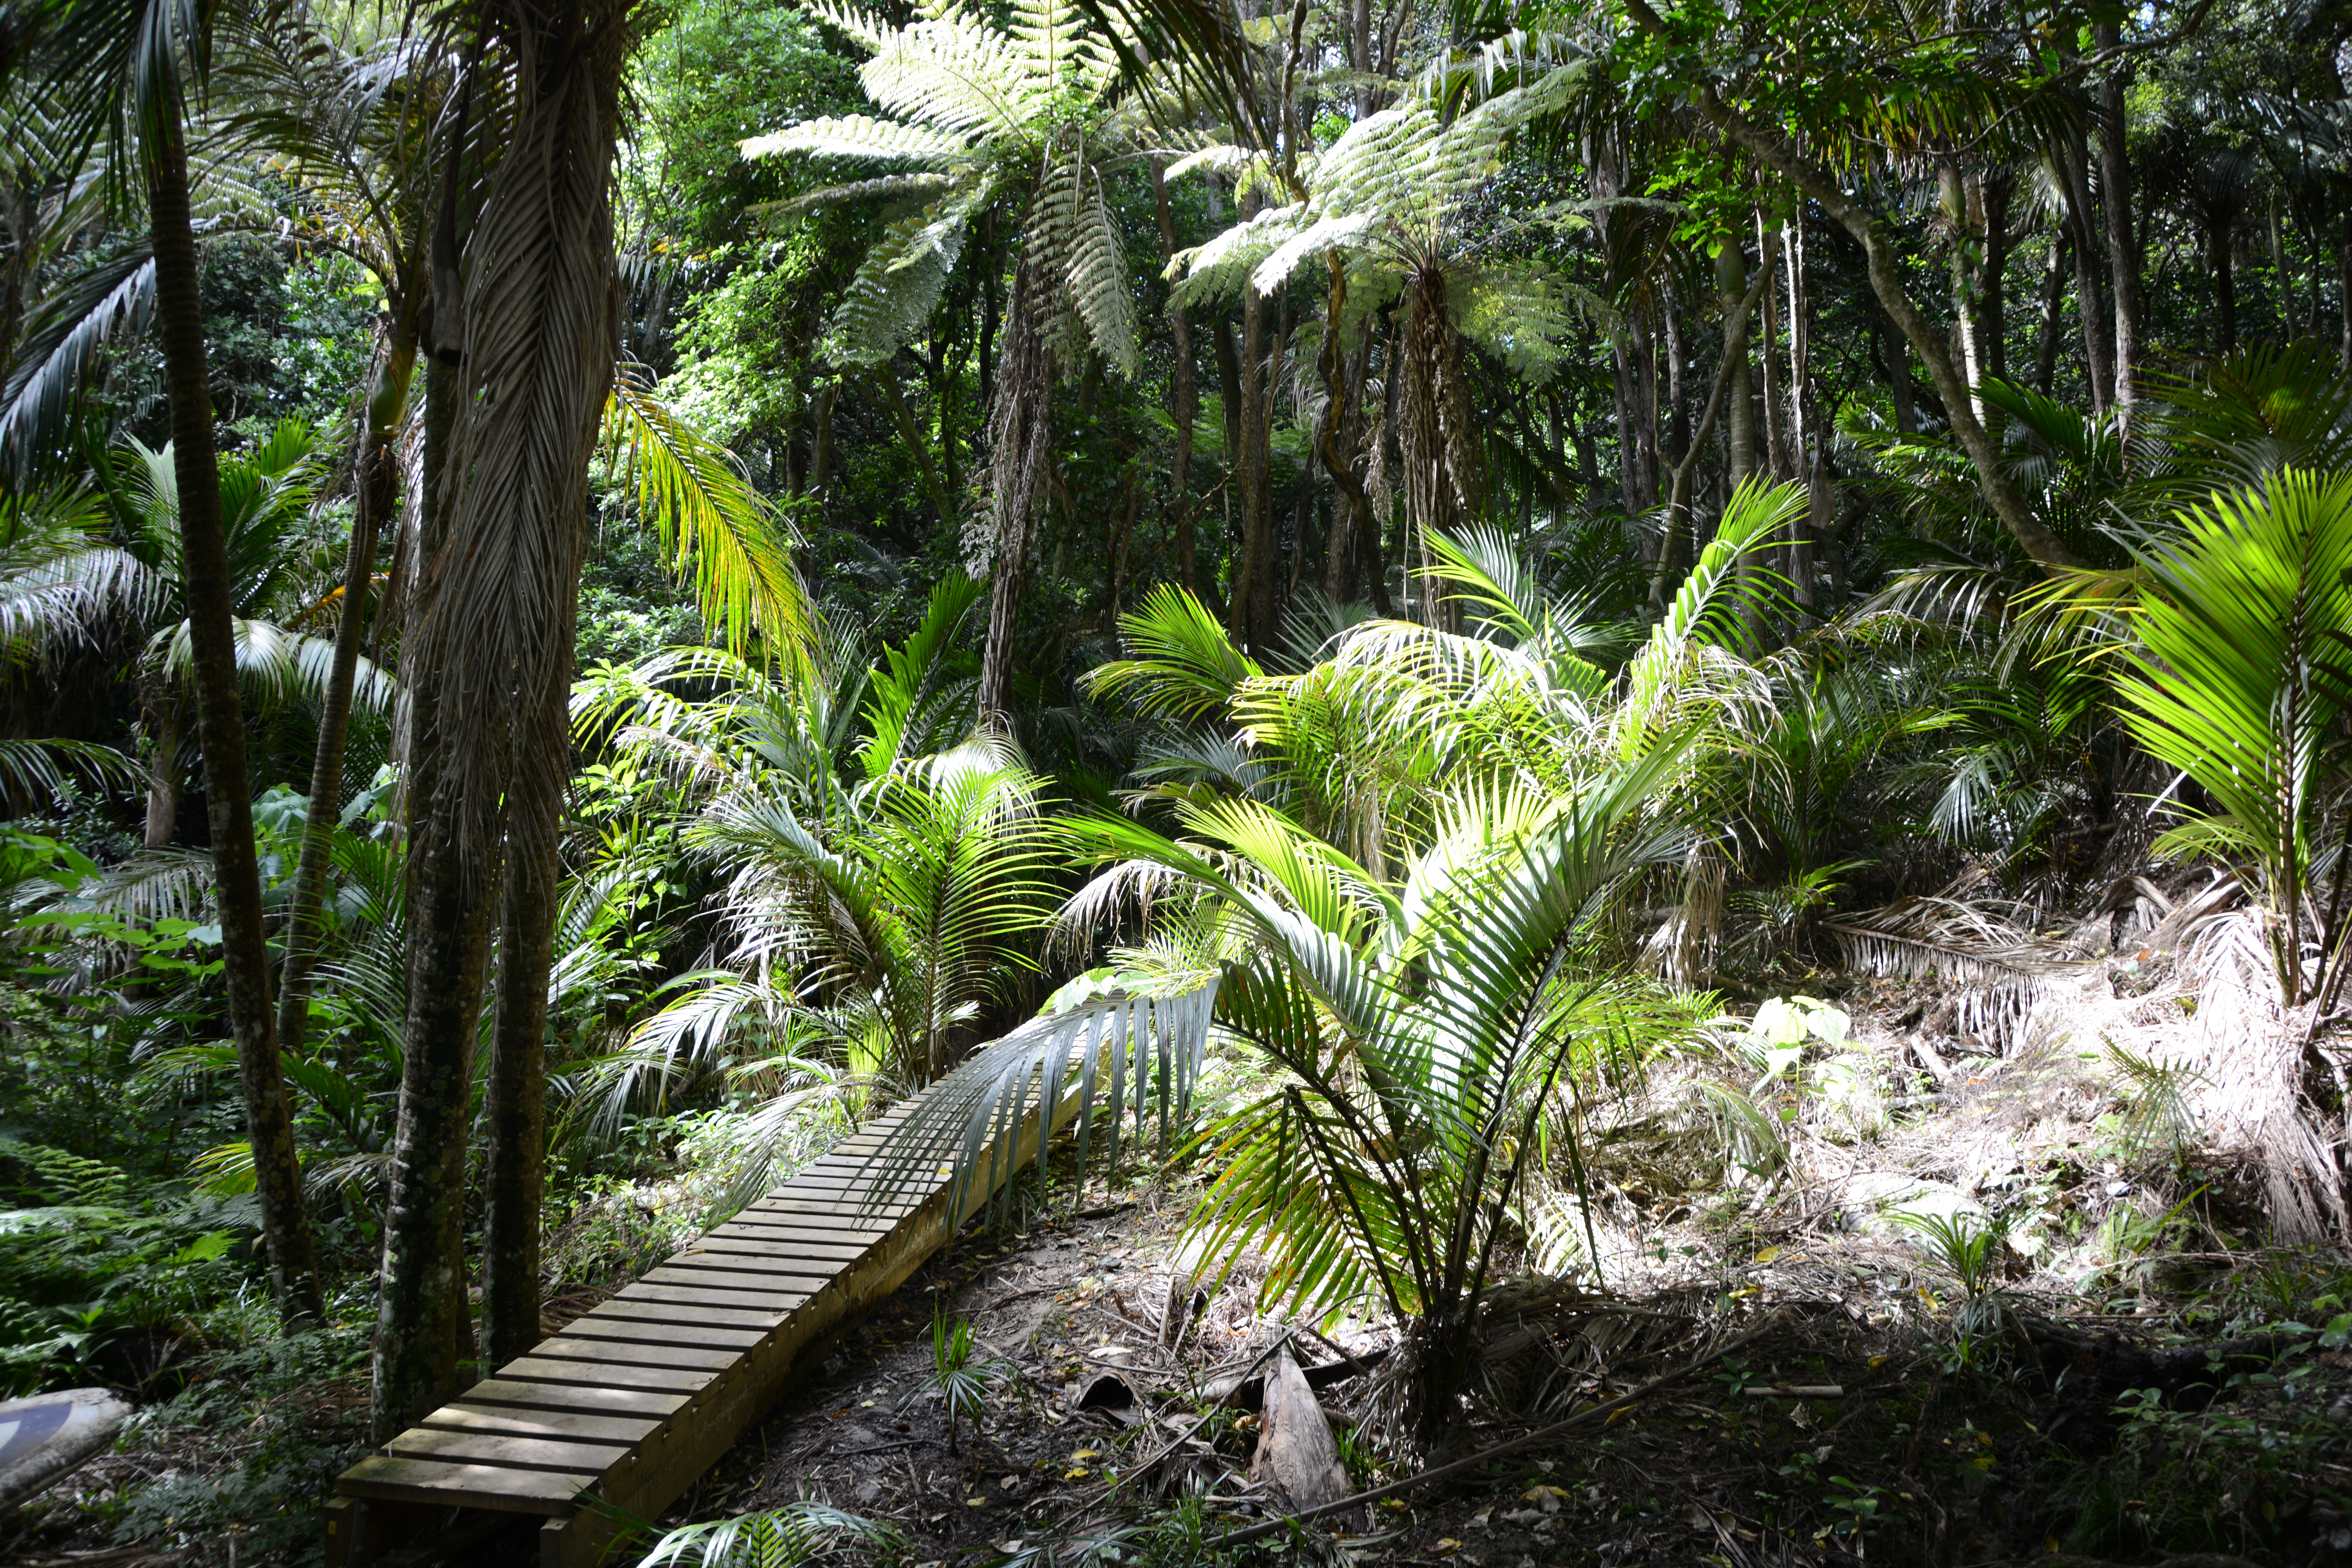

742,0,1145,719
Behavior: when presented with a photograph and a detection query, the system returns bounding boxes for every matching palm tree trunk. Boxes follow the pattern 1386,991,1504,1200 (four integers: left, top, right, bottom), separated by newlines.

141,697,181,848
1230,285,1274,650
2208,216,2238,355
147,105,323,1327
1717,241,1755,488
2034,228,2069,396
374,0,625,1437
275,341,410,1056
481,750,559,1369
373,351,497,1443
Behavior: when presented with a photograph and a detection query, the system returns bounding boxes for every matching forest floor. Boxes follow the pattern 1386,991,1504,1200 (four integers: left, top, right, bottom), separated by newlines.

3,972,2350,1567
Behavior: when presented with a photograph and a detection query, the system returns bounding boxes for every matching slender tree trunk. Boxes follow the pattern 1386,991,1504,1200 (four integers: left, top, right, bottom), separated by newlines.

2057,130,2113,416
142,697,181,848
1231,284,1274,650
2208,214,2238,355
148,107,322,1329
1877,302,1918,433
1624,15,2080,566
276,339,410,1057
374,354,496,1444
2034,227,2069,396
481,689,561,1370
1978,171,2012,387
1786,214,1818,609
979,254,1050,720
1717,241,1756,487
1939,163,1984,416
1759,216,1788,478
2094,24,2141,426
1150,160,1199,594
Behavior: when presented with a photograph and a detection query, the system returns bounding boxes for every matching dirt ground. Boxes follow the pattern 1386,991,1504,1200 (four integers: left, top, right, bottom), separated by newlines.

605,1163,2352,1568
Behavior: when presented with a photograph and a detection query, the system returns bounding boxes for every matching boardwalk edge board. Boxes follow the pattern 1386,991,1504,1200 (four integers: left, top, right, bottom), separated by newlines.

326,1069,1091,1568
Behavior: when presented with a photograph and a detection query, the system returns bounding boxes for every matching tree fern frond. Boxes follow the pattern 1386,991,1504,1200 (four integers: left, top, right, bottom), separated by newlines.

799,0,892,51
826,181,992,365
739,114,973,165
863,17,1038,139
1060,156,1138,376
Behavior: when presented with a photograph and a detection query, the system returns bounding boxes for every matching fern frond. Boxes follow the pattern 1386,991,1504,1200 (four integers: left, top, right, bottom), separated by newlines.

740,114,973,165
826,181,993,365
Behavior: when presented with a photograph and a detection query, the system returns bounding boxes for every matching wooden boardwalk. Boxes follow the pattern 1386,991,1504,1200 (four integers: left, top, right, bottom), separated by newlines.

325,1078,1070,1567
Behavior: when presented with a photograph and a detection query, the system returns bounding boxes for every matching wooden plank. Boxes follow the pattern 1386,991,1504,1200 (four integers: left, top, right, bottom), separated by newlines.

547,1323,770,1359
387,1427,633,1476
524,1336,740,1372
338,1454,593,1515
674,1234,873,1262
661,1245,854,1276
456,1377,693,1420
573,1299,790,1335
419,1403,664,1448
615,1279,809,1309
637,1265,831,1296
496,1356,718,1394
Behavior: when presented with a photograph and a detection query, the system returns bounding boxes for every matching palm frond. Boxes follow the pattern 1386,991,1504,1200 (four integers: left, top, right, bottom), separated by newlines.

604,363,811,664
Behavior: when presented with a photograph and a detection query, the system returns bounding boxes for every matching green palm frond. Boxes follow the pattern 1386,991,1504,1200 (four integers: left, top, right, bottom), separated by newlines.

2102,468,2352,1000
603,363,811,664
0,737,140,807
1085,584,1263,720
0,247,154,479
632,1499,903,1568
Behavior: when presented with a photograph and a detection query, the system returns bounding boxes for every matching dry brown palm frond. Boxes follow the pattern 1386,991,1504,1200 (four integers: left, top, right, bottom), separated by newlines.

1824,874,2089,1048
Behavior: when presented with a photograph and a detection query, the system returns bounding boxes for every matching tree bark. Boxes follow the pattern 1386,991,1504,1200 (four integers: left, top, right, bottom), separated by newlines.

376,0,624,1437
374,352,496,1444
1150,159,1199,595
1396,263,1479,630
276,340,410,1058
141,698,181,849
148,105,323,1329
2055,126,2113,416
1230,283,1275,651
2034,227,2069,396
2207,213,2237,356
481,706,561,1370
978,254,1050,721
1615,4,2080,568
2094,24,2141,426
1716,241,1756,488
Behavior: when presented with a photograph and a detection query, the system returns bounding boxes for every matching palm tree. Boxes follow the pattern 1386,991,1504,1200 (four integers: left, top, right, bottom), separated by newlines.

6,0,325,1327
576,574,1057,1130
740,0,1146,720
85,419,392,847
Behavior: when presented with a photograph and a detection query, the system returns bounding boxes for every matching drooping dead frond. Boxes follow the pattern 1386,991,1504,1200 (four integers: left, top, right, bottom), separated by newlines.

1825,876,2087,1047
